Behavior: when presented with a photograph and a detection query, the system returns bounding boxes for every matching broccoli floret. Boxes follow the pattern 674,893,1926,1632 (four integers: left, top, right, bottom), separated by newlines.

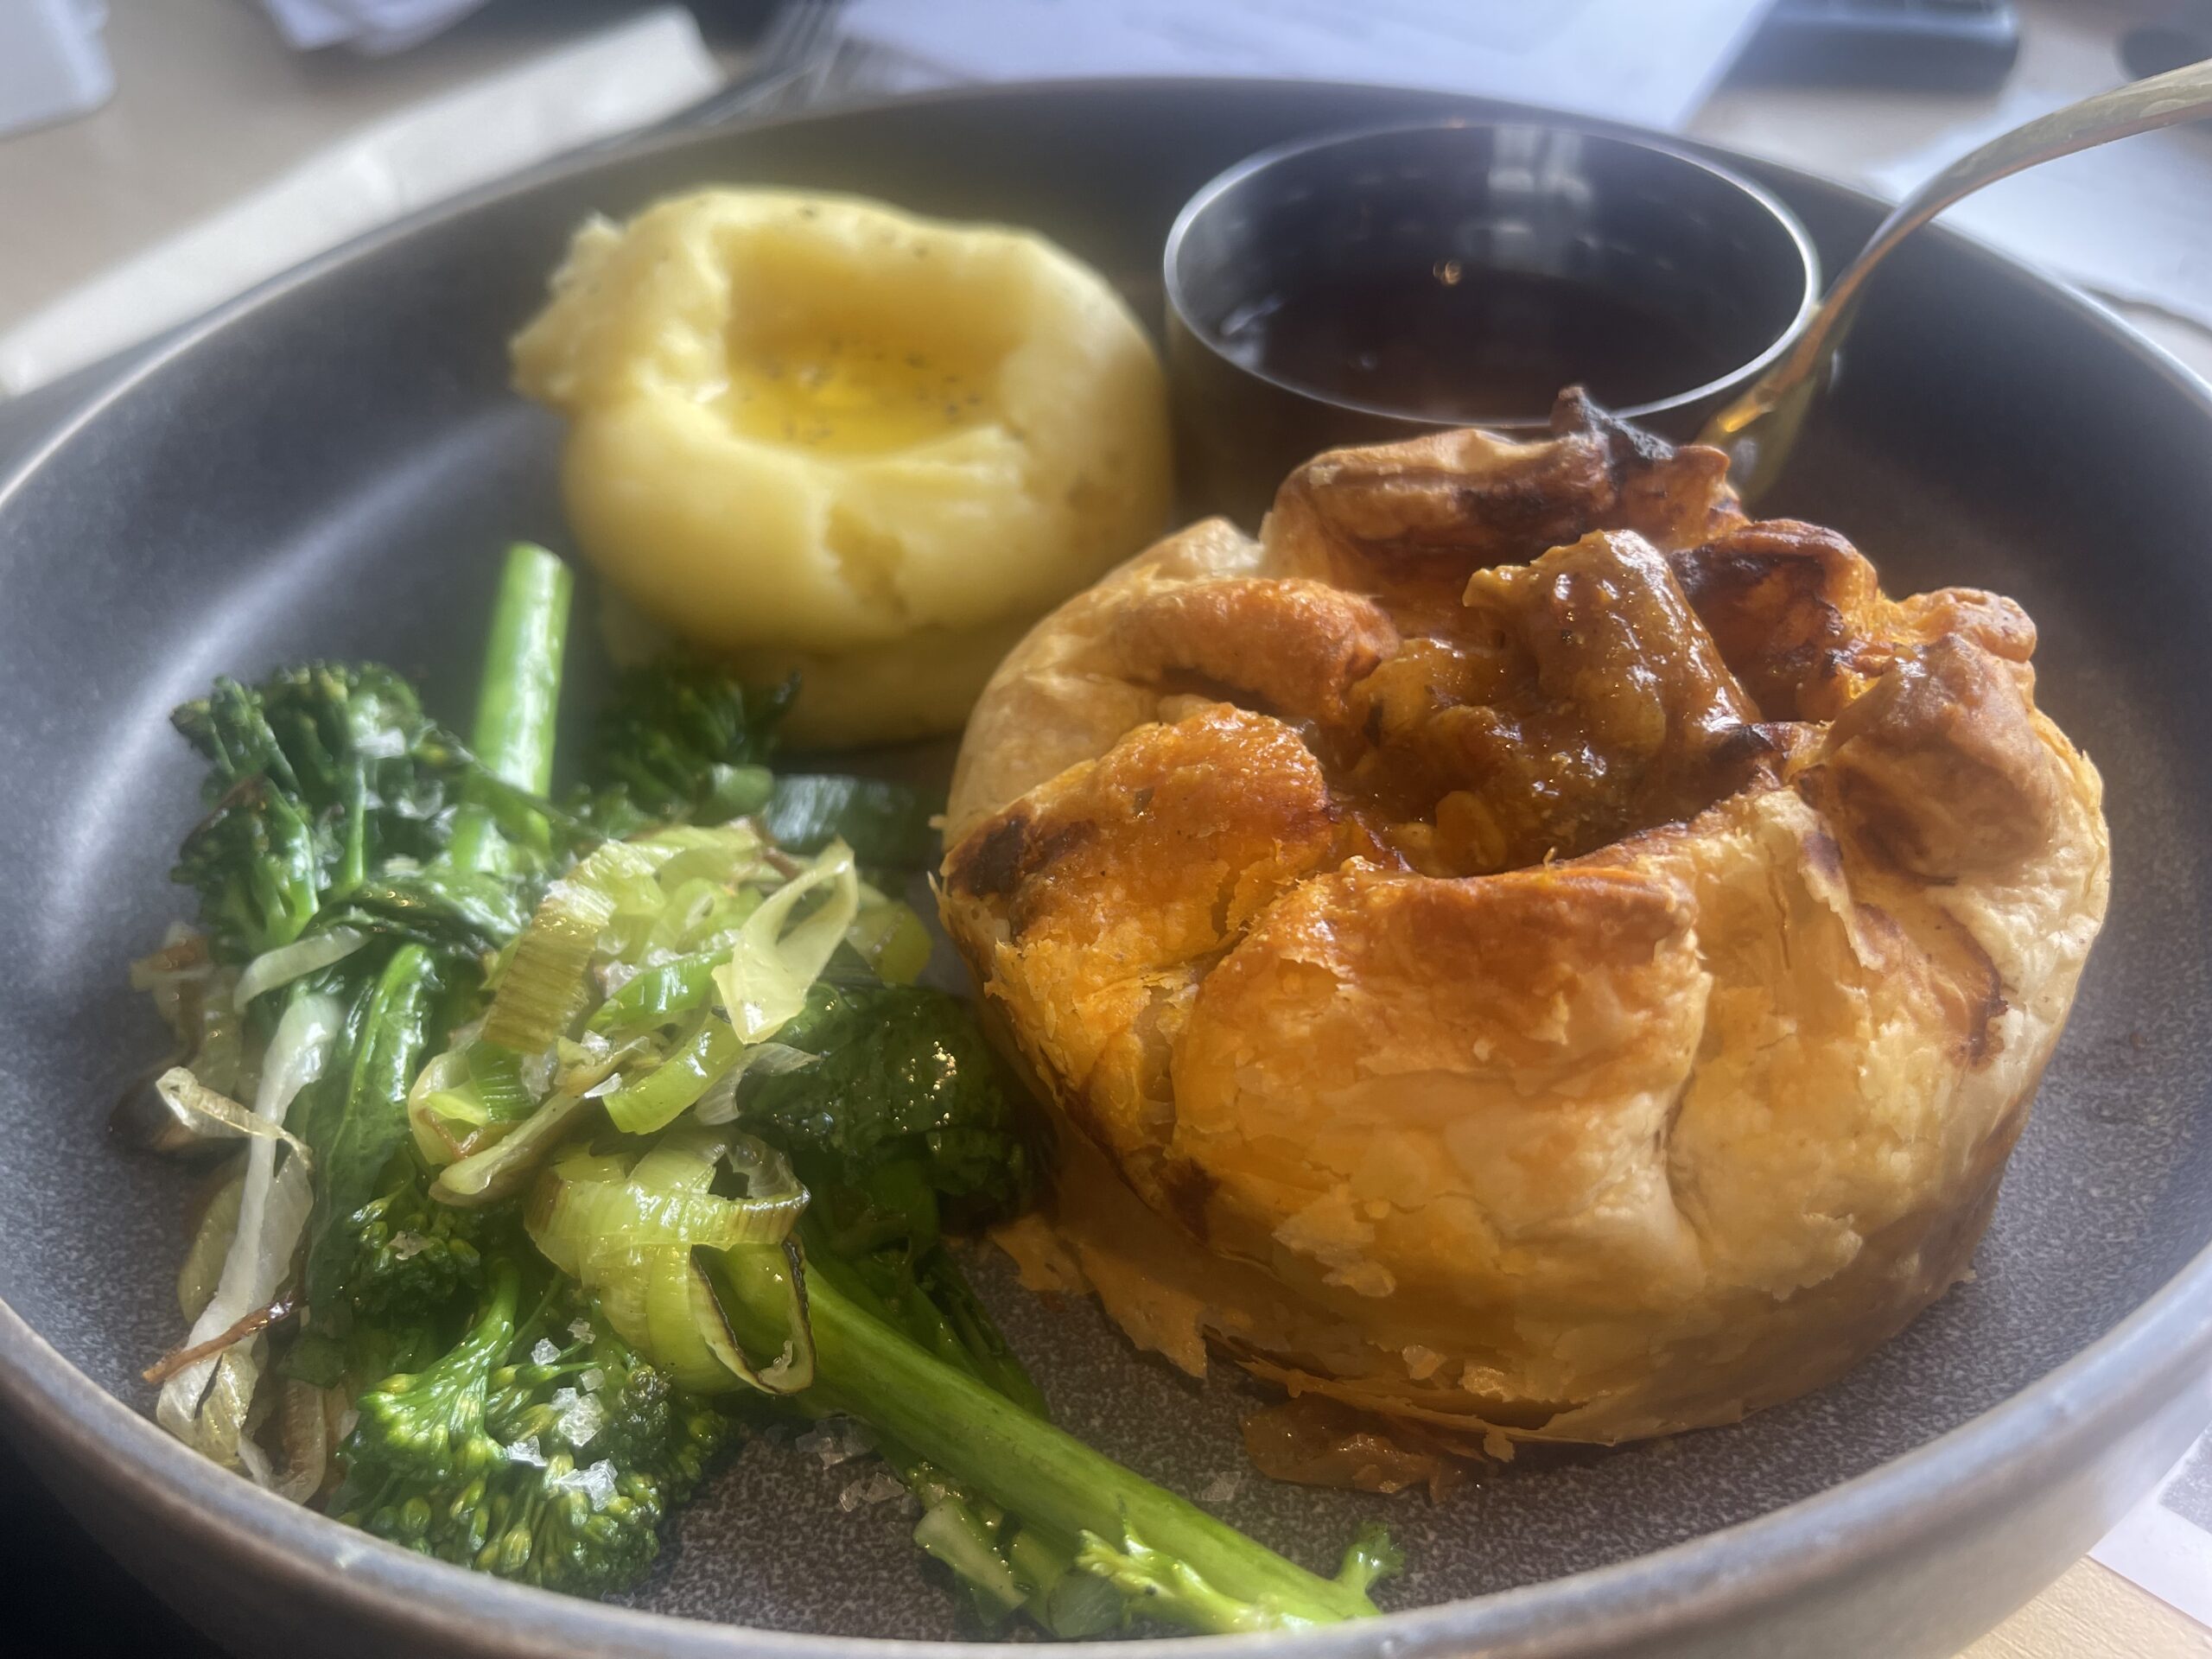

283,1173,496,1388
584,655,792,827
171,664,462,963
334,1255,732,1597
579,657,943,868
346,1175,489,1326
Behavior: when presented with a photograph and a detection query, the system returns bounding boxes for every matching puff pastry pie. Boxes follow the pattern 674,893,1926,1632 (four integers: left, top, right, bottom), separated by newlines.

940,395,2109,1449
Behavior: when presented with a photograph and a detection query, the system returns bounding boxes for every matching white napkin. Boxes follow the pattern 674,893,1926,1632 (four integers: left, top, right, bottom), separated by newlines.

0,6,720,397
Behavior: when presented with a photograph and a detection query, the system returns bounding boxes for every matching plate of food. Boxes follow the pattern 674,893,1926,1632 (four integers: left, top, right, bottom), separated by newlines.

0,79,2207,1659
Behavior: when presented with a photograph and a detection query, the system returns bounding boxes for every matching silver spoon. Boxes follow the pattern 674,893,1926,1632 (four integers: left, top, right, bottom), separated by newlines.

1699,55,2212,499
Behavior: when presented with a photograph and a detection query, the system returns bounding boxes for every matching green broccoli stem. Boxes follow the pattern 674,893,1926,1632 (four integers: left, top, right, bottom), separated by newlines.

790,1230,1098,1630
704,1248,1379,1631
448,543,572,874
796,1224,1051,1424
301,546,573,1325
916,1249,1051,1420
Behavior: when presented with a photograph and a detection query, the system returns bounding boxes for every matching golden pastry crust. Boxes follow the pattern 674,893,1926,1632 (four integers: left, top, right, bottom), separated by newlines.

941,394,2109,1447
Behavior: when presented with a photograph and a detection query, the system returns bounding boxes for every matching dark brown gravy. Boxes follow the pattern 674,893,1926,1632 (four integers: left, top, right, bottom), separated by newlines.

1215,265,1724,423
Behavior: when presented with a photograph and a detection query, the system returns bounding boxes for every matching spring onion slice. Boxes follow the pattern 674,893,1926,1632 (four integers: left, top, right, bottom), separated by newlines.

645,876,747,960
600,1014,743,1135
601,825,760,963
270,1378,331,1504
692,1240,816,1395
155,995,339,1471
713,840,859,1043
533,1175,801,1257
528,1150,637,1282
528,1128,814,1394
406,1050,493,1166
431,1089,593,1207
588,948,727,1034
480,849,645,1051
846,899,931,985
467,1044,533,1120
232,927,365,1013
691,1133,816,1392
530,1127,806,1261
640,823,765,891
526,1129,728,1282
645,1247,744,1394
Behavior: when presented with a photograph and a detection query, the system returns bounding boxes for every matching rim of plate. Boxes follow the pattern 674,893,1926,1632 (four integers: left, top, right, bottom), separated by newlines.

2,76,2209,1659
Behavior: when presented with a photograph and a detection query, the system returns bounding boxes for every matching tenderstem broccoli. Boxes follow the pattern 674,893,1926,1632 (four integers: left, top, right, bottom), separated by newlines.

700,1243,1388,1633
334,1255,729,1594
153,543,1401,1627
580,655,942,868
314,549,742,1595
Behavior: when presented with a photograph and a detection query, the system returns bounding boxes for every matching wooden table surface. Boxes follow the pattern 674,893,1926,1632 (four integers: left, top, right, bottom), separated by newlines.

1968,1560,2209,1658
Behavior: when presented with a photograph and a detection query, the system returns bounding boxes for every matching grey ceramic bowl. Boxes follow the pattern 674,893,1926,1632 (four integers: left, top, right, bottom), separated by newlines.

1164,120,1820,524
1,80,2209,1659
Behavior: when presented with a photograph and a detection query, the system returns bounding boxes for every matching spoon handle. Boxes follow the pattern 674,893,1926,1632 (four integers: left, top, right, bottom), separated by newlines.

1700,55,2212,480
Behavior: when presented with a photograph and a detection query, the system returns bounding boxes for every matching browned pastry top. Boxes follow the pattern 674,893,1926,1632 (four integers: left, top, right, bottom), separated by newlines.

941,393,2108,1450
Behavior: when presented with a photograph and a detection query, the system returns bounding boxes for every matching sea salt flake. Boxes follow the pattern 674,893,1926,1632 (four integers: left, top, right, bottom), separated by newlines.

836,1469,907,1512
795,1418,873,1467
1198,1472,1243,1505
552,1459,620,1511
580,1367,608,1394
388,1231,428,1261
520,1048,558,1097
531,1338,562,1367
580,1459,620,1510
505,1436,546,1467
558,1390,607,1449
568,1317,594,1342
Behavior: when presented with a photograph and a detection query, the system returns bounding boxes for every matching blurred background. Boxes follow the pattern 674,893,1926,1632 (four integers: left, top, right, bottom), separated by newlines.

1,2,2209,1655
2,0,2210,402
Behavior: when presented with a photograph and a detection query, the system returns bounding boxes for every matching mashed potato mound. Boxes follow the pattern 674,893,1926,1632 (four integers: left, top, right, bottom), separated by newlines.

512,189,1173,745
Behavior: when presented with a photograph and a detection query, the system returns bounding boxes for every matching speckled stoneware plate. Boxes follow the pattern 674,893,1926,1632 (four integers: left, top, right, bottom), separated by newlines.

1,80,2209,1659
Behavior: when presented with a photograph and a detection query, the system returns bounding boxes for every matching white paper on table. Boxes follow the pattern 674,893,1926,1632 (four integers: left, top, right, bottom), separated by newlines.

1693,1,2212,346
2093,1435,2212,1630
842,0,1781,134
261,0,491,57
0,7,721,397
1857,124,2212,339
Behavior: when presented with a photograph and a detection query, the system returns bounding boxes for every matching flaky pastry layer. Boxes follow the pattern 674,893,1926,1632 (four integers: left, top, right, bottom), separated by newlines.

941,395,2108,1446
